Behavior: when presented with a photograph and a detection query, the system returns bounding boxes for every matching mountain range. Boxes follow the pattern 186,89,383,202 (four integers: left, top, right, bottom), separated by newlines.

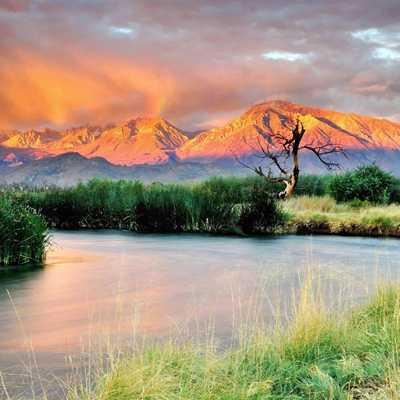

1,100,400,185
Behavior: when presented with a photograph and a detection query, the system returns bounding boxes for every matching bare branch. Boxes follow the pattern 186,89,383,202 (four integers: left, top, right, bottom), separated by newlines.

301,144,345,171
252,137,291,177
233,113,347,200
230,149,258,173
299,131,347,171
230,147,290,185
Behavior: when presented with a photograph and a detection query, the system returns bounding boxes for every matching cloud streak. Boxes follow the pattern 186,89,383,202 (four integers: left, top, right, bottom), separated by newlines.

1,0,400,131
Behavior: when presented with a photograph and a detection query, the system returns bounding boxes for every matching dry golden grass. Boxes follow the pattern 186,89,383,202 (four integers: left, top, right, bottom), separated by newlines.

284,195,344,214
44,278,400,399
4,265,400,399
285,195,400,218
284,195,400,236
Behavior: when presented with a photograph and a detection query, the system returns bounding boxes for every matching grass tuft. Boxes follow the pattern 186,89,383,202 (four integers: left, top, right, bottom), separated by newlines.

0,197,50,266
58,280,400,400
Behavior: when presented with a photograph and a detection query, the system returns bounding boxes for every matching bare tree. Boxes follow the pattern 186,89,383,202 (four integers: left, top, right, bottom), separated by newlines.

234,117,346,200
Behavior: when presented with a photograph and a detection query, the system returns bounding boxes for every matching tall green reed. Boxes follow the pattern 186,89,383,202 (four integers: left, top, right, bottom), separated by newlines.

8,176,286,234
0,197,50,266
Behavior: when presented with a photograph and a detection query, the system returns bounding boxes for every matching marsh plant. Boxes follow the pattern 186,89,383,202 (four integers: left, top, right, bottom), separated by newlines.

0,197,49,266
10,176,286,234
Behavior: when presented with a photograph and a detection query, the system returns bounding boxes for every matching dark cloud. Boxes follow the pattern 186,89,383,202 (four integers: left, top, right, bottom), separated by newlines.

0,0,30,12
1,0,400,130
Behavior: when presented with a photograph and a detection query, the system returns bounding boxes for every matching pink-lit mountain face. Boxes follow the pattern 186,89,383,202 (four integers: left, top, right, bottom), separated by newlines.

70,118,189,165
2,128,62,149
177,101,400,163
1,101,400,170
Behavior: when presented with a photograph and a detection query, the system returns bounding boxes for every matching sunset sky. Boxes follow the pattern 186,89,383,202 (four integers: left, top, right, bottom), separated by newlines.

1,0,400,132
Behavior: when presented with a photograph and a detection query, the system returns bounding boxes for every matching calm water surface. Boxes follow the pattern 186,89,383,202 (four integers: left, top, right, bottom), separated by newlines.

0,231,399,395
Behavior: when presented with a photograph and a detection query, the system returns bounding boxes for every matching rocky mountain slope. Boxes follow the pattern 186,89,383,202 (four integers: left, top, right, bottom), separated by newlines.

2,128,62,149
177,101,400,167
45,126,105,150
72,117,189,165
1,101,400,181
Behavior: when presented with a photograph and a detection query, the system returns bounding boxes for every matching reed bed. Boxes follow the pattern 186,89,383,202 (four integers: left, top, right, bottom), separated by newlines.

0,197,49,266
5,177,286,234
4,176,400,237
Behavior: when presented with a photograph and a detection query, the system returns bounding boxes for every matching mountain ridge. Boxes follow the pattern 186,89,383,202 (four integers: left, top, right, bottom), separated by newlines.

1,101,400,178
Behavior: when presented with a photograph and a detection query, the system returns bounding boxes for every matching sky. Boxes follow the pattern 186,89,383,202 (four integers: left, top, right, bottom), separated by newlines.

1,0,400,132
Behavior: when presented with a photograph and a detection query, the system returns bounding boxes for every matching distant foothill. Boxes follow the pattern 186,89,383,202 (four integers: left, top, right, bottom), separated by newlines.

1,101,400,186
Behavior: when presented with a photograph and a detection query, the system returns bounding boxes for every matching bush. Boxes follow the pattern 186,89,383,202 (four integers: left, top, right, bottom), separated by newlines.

295,174,332,197
347,198,371,208
328,163,399,204
238,179,285,233
0,197,49,266
390,179,400,203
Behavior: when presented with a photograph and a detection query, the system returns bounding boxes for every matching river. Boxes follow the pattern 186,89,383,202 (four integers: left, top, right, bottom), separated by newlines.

0,231,399,397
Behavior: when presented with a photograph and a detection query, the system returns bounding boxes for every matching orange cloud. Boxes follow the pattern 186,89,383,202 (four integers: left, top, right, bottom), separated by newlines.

1,0,400,131
0,46,176,129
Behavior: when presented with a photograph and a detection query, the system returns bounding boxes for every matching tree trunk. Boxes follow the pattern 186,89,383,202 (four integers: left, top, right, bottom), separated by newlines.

277,126,302,200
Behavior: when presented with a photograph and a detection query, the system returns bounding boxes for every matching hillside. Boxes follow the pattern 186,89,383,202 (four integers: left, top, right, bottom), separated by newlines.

57,118,190,165
2,128,62,149
176,101,400,169
0,153,247,186
1,101,400,181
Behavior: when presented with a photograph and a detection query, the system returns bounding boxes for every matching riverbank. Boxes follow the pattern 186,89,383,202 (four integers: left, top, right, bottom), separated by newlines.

11,281,400,399
285,196,400,237
1,177,285,235
2,231,400,398
93,285,400,399
1,178,400,263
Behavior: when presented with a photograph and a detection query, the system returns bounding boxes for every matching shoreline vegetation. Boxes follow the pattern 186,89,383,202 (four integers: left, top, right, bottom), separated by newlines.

1,164,399,266
285,196,400,237
73,283,400,399
2,176,286,234
4,279,400,399
0,197,49,266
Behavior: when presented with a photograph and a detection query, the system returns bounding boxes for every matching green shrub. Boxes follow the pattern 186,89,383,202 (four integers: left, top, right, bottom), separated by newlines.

348,198,371,208
295,174,332,197
329,163,399,204
0,197,49,266
390,179,400,203
238,179,285,233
